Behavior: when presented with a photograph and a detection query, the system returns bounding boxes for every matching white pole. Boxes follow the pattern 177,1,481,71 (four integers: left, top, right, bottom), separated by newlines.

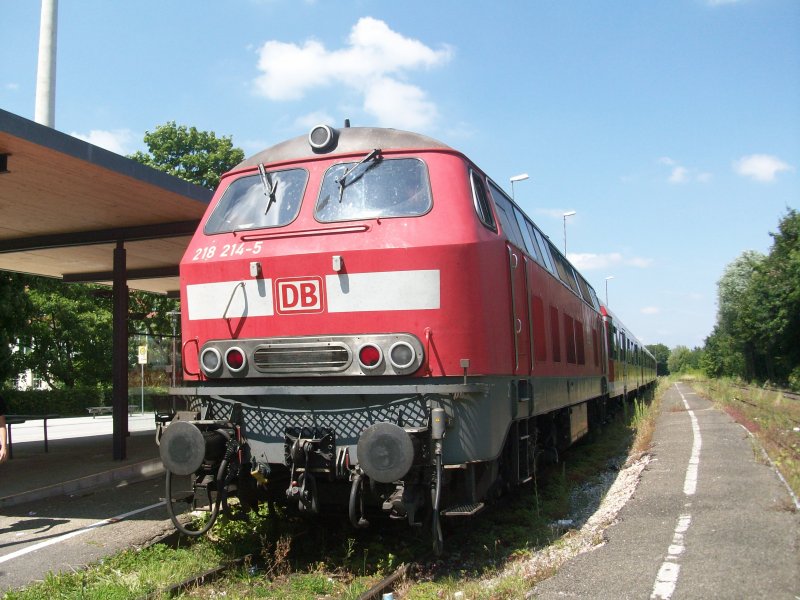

34,0,58,127
141,363,145,414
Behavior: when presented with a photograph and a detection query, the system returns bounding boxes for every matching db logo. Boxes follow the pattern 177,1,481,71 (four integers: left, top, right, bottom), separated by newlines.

275,277,324,314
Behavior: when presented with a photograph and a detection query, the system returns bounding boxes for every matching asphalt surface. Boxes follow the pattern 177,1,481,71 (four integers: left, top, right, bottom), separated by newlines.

0,414,172,592
533,382,799,599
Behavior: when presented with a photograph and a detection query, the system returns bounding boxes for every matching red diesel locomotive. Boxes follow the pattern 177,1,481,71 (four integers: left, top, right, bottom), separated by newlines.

159,124,656,551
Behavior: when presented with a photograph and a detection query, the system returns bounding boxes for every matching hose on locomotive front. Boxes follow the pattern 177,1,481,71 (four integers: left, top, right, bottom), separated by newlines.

160,424,235,537
349,473,370,528
165,455,229,537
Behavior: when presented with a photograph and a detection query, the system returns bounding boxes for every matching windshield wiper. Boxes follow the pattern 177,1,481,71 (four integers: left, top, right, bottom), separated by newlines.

335,148,381,202
258,163,278,214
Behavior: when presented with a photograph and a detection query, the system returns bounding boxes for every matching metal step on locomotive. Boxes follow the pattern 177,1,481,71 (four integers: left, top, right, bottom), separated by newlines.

157,123,656,553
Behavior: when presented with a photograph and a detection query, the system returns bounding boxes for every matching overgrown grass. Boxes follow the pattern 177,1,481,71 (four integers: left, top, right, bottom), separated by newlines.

687,376,800,498
3,385,666,600
2,542,224,600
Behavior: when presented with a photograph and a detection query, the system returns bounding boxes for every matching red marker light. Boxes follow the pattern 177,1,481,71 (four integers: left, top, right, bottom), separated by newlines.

226,347,246,372
358,344,382,369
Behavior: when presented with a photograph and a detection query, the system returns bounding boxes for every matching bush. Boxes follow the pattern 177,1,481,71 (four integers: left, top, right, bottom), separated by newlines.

2,386,111,416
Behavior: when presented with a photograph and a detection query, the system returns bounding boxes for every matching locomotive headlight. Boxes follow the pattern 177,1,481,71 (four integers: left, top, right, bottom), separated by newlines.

200,347,222,375
357,344,383,371
225,347,247,372
389,341,416,371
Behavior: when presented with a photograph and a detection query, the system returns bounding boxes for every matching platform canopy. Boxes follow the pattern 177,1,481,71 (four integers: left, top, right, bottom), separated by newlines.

0,108,212,295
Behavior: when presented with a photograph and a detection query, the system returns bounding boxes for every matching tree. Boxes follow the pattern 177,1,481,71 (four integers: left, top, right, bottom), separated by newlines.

702,209,800,384
703,251,765,380
15,277,113,388
668,345,704,374
129,121,244,189
646,343,671,376
0,273,31,386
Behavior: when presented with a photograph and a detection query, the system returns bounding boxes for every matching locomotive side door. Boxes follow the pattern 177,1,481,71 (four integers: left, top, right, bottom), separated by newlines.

507,244,531,375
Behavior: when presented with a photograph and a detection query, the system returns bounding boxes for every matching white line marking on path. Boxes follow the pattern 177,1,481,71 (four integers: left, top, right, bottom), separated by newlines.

651,384,702,600
0,501,164,565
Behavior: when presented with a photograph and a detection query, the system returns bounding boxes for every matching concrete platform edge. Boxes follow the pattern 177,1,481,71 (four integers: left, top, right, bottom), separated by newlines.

0,459,165,508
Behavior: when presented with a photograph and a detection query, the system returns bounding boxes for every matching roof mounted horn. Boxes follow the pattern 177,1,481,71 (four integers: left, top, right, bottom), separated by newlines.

308,124,339,153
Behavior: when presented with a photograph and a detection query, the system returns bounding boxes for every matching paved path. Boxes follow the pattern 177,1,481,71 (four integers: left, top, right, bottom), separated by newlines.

533,382,799,599
0,415,172,592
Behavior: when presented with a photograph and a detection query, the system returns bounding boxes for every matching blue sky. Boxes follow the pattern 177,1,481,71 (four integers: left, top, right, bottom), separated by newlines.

1,0,798,350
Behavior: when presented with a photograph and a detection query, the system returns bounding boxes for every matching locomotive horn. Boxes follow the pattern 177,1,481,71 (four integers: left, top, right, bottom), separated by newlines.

357,422,414,484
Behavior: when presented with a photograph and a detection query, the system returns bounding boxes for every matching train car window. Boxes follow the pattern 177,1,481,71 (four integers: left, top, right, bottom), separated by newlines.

469,171,497,231
550,306,561,362
575,320,585,365
564,314,577,364
316,158,431,222
607,325,616,360
205,168,308,234
487,181,526,248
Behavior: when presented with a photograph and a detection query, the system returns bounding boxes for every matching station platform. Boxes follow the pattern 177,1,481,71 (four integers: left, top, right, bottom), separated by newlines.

0,414,164,508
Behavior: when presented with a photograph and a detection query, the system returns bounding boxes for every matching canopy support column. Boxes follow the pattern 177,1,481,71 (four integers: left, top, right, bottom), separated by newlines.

112,241,129,460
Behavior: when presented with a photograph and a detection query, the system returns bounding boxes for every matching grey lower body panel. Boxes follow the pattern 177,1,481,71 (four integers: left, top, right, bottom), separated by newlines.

171,375,603,467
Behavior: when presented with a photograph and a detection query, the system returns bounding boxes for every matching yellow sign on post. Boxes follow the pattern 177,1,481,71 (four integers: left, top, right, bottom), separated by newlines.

137,345,148,365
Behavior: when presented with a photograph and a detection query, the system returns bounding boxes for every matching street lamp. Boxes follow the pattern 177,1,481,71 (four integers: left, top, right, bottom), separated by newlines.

605,276,614,306
562,210,576,255
510,173,529,200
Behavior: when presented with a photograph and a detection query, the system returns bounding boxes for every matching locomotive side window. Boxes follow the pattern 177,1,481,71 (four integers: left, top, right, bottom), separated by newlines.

532,228,556,275
513,208,541,262
576,274,594,307
315,158,431,222
523,221,546,267
551,248,581,296
469,170,497,231
486,181,526,249
205,168,308,234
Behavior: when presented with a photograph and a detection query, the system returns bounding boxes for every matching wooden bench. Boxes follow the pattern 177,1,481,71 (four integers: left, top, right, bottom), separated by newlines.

86,405,139,417
4,414,59,459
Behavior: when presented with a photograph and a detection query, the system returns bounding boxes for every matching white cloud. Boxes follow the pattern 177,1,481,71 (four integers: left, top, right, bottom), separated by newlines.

669,166,689,184
253,17,452,130
659,156,711,184
567,252,653,271
71,129,137,155
4,83,19,91
363,77,439,129
733,154,793,183
641,306,660,315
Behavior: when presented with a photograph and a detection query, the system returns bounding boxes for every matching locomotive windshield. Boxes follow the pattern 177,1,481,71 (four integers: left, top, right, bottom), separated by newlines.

315,158,431,222
204,167,308,234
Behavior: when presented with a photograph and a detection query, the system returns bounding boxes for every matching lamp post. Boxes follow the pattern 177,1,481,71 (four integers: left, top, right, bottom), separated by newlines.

562,210,576,254
605,276,614,305
510,173,529,200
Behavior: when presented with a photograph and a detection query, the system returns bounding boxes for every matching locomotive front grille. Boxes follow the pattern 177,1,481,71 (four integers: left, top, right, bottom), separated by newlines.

253,342,351,373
